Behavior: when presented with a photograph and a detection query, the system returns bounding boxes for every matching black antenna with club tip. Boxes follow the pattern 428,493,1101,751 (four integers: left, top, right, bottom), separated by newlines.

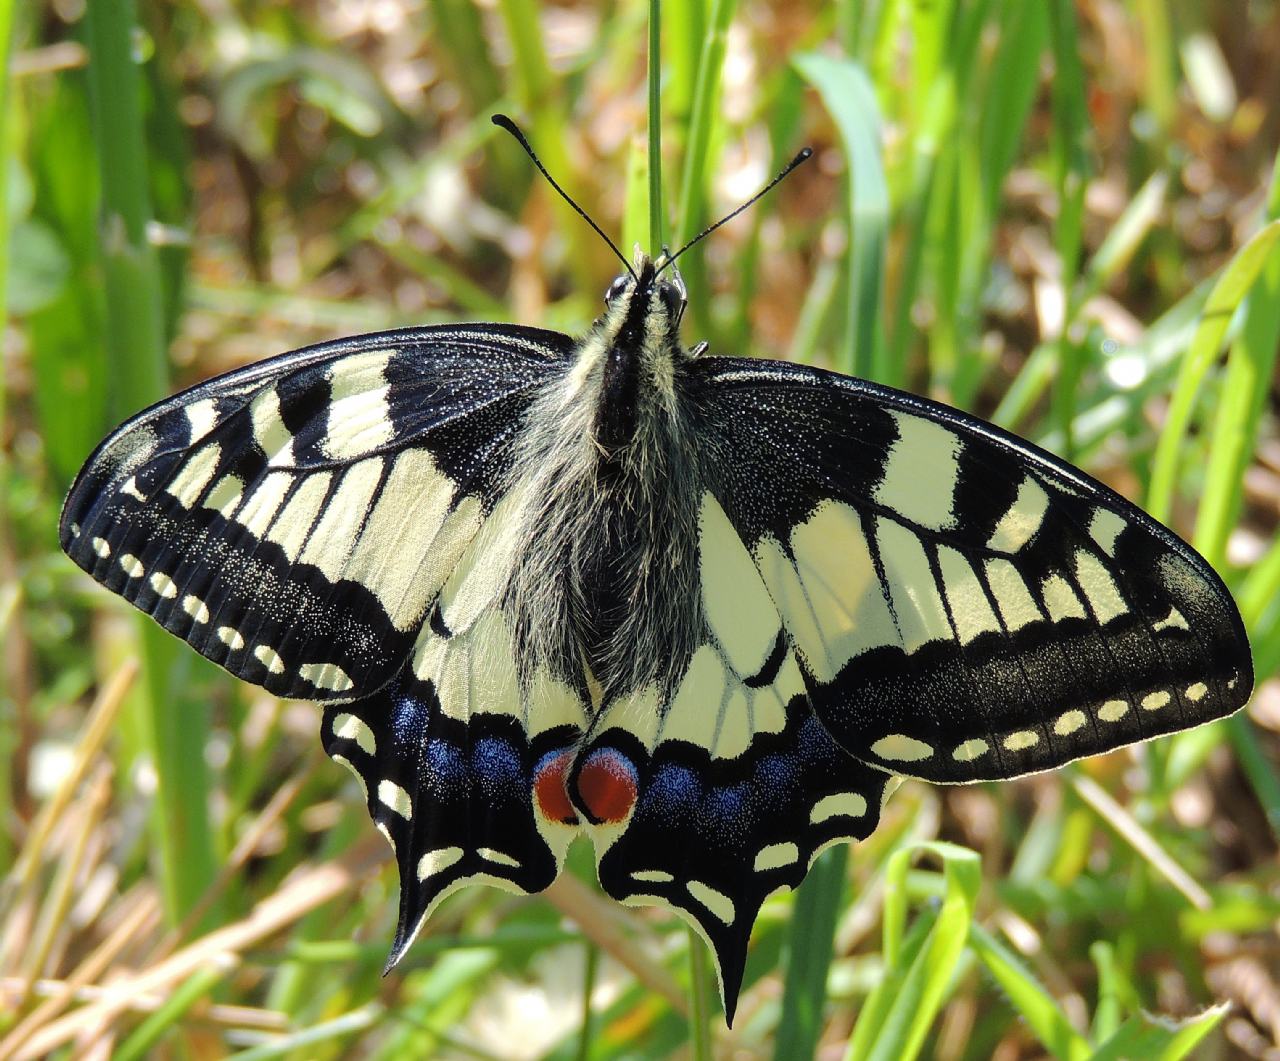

492,114,636,280
659,147,813,272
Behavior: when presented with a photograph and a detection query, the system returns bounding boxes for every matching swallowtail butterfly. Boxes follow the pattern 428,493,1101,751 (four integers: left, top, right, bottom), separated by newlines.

60,120,1252,1020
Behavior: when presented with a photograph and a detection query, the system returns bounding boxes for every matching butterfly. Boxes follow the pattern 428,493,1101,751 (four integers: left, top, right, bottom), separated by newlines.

59,117,1252,1022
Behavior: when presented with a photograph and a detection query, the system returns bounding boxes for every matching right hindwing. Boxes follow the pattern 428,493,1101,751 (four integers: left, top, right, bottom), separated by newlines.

60,324,573,702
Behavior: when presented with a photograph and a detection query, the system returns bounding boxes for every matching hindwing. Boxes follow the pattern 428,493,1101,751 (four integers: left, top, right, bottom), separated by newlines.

322,478,589,963
692,359,1253,783
574,494,888,1020
60,325,572,701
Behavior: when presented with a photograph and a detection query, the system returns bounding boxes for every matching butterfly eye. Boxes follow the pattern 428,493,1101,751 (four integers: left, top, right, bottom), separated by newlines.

604,275,629,305
658,282,684,321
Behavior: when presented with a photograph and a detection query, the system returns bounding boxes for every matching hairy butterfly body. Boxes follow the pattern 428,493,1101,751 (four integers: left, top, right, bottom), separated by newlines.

63,246,1252,1020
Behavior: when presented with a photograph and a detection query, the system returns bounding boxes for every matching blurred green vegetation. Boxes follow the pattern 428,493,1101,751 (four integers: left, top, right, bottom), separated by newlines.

4,1,1280,1058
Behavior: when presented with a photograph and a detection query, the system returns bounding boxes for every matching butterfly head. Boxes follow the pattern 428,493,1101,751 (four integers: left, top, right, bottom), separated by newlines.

579,254,693,454
601,253,687,336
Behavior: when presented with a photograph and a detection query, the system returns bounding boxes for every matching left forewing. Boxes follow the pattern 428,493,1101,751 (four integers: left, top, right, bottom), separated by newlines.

691,358,1253,784
60,325,570,702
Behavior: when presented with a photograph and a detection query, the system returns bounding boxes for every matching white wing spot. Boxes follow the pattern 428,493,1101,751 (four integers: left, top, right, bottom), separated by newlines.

631,869,675,884
119,554,145,579
952,738,989,762
1142,690,1171,711
250,387,295,466
185,397,219,441
478,847,521,868
1075,551,1128,623
182,595,210,623
687,881,735,925
777,502,899,680
216,625,245,651
166,443,221,509
253,645,286,674
377,780,413,819
1098,699,1129,722
149,573,178,599
810,792,868,823
875,413,961,531
1054,710,1088,736
204,474,244,517
329,753,367,800
1041,575,1086,622
323,350,395,460
299,662,355,693
754,842,800,872
699,493,780,677
418,846,464,881
988,476,1049,552
121,476,147,501
1088,507,1127,556
265,472,332,561
985,559,1042,632
1185,681,1208,702
1003,730,1040,752
938,547,1001,645
236,472,292,538
877,518,952,653
332,712,376,755
92,537,111,558
1153,607,1190,633
871,734,934,762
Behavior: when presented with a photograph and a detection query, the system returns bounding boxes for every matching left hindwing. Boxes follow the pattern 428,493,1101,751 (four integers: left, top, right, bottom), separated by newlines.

690,358,1253,783
60,324,572,702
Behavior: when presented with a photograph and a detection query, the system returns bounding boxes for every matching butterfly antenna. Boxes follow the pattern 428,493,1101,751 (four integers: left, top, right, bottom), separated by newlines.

660,147,813,272
492,114,636,280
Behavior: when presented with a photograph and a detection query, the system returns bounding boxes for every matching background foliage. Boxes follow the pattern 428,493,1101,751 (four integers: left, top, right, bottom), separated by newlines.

4,0,1280,1057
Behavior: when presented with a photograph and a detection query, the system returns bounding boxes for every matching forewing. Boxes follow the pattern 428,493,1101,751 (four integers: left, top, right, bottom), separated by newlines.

60,325,571,701
692,358,1253,783
322,490,588,966
574,494,887,1021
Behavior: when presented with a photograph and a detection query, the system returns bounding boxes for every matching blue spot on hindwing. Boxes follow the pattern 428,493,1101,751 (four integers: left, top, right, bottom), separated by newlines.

642,763,700,819
473,737,523,798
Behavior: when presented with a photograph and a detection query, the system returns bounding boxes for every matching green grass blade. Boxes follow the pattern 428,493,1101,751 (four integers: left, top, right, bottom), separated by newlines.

1147,218,1280,522
84,0,168,418
793,51,888,379
85,0,217,926
673,0,736,253
688,926,715,1058
1090,1004,1229,1061
1132,0,1178,140
649,0,664,252
496,0,596,287
857,843,980,1061
1046,0,1088,458
773,845,847,1061
0,0,15,354
968,923,1094,1061
622,133,651,260
1193,148,1280,568
114,965,227,1061
228,1004,386,1060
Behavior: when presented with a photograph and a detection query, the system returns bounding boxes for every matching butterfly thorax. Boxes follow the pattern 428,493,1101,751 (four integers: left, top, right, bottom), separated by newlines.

501,257,705,704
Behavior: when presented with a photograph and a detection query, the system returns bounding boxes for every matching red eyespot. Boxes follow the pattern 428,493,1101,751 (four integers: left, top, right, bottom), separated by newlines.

533,750,579,825
574,748,638,824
